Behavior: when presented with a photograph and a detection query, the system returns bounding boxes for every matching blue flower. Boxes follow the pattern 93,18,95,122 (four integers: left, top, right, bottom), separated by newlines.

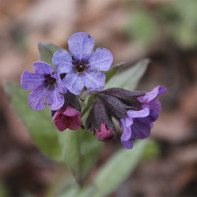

21,61,67,111
52,32,113,95
120,86,166,149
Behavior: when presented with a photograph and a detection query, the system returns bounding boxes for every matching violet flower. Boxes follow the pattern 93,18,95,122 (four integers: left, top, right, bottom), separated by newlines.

21,61,66,111
52,105,81,131
52,32,113,95
120,86,166,149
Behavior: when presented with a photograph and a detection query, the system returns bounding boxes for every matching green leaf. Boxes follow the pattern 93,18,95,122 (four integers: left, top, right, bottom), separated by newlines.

58,128,103,185
81,94,94,120
0,182,9,197
105,59,149,91
38,42,61,66
89,140,149,197
57,186,79,197
4,82,62,160
127,9,159,45
105,62,125,83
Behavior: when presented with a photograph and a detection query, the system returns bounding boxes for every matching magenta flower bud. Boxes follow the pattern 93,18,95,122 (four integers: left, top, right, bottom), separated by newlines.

52,105,81,131
95,122,115,141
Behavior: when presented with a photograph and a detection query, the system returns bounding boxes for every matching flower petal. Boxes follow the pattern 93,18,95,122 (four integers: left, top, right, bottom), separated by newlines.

84,71,106,92
53,107,81,131
149,99,162,121
138,86,167,103
88,48,113,71
33,61,54,75
63,105,80,117
68,32,94,60
52,74,67,94
21,71,45,91
47,89,64,110
67,115,82,130
121,140,133,149
52,50,73,74
63,72,84,95
54,115,69,131
52,110,62,122
95,122,115,141
127,108,150,119
121,118,132,141
132,119,151,139
28,85,50,110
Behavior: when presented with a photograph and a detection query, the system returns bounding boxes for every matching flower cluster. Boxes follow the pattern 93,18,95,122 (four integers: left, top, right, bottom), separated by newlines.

21,32,166,149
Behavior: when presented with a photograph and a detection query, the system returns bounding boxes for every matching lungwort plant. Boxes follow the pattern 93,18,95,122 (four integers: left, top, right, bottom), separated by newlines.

5,32,166,197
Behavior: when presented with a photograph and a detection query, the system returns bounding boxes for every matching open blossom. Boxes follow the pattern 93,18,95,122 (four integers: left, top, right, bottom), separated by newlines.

52,32,113,95
52,105,81,131
138,86,167,122
95,122,115,141
120,86,167,149
121,108,151,149
21,61,66,111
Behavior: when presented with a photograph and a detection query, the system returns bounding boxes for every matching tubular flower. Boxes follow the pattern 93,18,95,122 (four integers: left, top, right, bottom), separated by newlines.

120,86,167,149
51,90,82,131
85,89,145,142
21,61,66,111
95,122,115,141
52,32,113,95
52,105,81,131
86,96,116,141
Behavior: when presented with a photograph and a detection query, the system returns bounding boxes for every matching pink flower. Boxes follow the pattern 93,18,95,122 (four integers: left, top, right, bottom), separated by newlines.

95,122,115,141
52,105,81,131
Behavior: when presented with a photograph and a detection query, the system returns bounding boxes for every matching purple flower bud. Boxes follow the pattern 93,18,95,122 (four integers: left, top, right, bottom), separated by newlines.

95,122,115,141
52,105,81,131
85,96,116,135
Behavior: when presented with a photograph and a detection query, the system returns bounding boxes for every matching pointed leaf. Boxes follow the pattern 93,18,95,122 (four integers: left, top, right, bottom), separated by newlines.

105,59,149,90
91,140,149,197
58,129,103,185
4,82,62,160
38,42,61,66
105,62,125,83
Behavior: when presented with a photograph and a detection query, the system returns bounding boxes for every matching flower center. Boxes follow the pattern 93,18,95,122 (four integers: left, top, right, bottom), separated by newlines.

45,74,56,86
75,62,86,73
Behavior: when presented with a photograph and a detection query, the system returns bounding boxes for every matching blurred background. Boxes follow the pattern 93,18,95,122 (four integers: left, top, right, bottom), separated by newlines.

0,0,197,196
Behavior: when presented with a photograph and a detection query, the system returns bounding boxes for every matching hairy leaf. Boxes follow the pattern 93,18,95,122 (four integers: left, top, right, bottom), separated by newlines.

38,41,61,66
4,82,62,160
58,128,103,185
105,59,149,91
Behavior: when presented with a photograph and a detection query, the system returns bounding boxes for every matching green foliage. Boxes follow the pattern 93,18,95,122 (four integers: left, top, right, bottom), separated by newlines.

127,9,159,45
105,62,125,83
58,129,103,185
5,40,152,195
157,0,197,48
76,140,149,197
38,42,60,66
0,182,9,197
57,186,79,197
4,82,62,160
142,140,160,160
57,141,149,197
105,59,149,90
92,140,149,197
